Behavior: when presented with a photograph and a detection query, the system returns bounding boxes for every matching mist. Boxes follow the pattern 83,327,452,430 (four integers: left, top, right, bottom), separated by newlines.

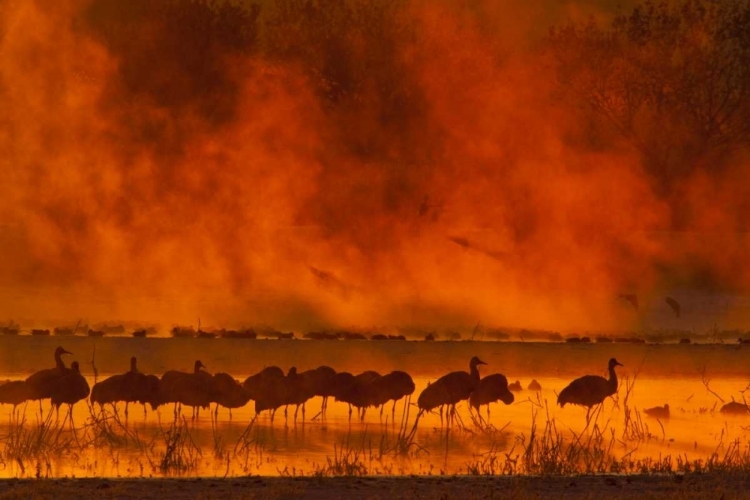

1,0,748,333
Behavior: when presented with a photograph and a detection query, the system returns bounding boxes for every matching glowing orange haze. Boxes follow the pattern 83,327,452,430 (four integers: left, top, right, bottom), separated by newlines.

0,0,748,332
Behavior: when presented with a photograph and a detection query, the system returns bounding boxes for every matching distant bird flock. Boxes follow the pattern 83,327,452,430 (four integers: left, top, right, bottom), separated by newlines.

0,346,743,426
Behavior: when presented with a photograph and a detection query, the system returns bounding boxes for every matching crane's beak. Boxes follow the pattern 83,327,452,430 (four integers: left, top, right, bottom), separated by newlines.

477,359,487,365
62,349,72,355
615,360,624,367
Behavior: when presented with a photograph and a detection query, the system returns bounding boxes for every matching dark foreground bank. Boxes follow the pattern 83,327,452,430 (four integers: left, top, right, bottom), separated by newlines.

2,474,750,500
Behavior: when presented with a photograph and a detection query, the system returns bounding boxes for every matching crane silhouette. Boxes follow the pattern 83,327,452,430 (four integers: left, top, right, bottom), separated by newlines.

160,360,212,419
558,358,623,421
469,373,514,421
25,346,72,412
417,356,486,426
0,381,31,410
366,371,415,423
50,361,90,423
208,372,249,419
91,357,161,418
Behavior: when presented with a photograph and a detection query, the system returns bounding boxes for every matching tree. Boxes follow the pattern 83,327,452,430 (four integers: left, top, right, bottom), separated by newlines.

548,0,750,192
263,0,422,160
82,0,261,125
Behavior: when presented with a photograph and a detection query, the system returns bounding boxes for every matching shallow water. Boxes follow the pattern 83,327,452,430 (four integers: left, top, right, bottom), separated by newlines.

1,337,750,478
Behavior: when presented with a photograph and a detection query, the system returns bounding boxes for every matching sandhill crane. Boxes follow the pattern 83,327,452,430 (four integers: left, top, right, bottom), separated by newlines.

243,366,285,402
508,380,522,392
417,356,486,426
160,360,212,418
643,404,669,419
283,367,317,422
350,371,381,421
290,367,337,422
0,381,31,410
558,358,623,420
528,380,542,391
331,372,357,419
252,368,293,422
304,365,337,418
665,297,681,318
331,371,380,421
50,361,90,416
469,373,514,420
366,371,415,422
209,372,249,419
25,346,71,410
90,357,160,417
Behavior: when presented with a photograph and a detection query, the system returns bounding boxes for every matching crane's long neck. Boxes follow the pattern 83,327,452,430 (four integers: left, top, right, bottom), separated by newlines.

608,365,619,394
55,351,66,370
470,362,481,385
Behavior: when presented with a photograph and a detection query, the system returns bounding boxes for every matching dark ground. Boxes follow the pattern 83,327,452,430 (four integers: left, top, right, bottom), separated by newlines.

1,474,750,499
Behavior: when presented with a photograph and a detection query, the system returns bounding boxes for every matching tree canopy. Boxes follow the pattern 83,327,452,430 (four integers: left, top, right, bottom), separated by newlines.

549,0,750,192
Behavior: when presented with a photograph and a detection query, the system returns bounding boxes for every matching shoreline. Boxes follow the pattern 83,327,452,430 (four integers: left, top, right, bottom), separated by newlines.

2,474,750,499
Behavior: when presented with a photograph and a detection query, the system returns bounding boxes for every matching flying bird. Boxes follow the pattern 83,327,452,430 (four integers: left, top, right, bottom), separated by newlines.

618,294,638,310
558,358,623,420
665,297,681,318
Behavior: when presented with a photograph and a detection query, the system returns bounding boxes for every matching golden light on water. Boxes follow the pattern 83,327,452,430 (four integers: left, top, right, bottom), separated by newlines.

1,339,750,478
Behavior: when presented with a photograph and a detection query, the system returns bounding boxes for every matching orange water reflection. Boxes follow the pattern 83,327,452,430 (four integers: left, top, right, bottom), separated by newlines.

1,373,749,478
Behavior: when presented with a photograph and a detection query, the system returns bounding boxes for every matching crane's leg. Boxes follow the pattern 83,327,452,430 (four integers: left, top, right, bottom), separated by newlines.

68,404,75,430
348,404,353,421
392,400,397,424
